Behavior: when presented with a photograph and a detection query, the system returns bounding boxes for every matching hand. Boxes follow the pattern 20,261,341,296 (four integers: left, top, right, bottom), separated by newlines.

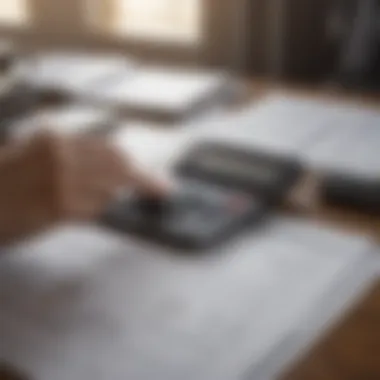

0,132,167,244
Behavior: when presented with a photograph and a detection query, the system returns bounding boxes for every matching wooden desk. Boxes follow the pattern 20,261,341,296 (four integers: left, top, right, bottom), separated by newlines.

280,280,380,380
0,365,26,380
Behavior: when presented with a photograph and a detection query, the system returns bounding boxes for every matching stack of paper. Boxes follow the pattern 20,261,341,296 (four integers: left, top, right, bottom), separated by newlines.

24,53,134,97
90,66,232,122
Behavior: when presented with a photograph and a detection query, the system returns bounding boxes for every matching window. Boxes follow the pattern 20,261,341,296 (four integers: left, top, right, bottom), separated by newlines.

88,0,203,45
0,0,29,26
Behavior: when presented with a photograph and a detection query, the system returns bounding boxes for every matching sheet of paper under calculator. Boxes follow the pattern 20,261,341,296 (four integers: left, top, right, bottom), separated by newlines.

0,216,377,380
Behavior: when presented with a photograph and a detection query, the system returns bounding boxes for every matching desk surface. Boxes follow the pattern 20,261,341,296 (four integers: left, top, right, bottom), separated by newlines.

1,80,380,380
113,82,380,380
280,279,380,380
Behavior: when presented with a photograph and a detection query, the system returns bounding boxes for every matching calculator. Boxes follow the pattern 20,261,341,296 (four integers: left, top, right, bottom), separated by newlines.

103,143,303,250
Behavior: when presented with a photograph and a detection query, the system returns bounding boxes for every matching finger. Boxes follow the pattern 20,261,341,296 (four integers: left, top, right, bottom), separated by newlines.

76,154,129,198
71,184,118,220
70,136,169,201
127,166,170,197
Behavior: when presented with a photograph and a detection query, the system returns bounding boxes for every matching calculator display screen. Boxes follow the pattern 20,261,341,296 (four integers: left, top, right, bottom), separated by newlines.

189,150,278,183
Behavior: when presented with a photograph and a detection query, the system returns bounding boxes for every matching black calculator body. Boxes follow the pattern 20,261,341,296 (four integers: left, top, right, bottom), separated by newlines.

104,143,303,250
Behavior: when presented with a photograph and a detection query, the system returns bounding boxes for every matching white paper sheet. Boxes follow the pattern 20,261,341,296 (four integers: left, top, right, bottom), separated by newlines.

304,104,380,177
25,53,134,94
198,94,340,158
12,104,114,139
0,217,375,380
88,66,230,120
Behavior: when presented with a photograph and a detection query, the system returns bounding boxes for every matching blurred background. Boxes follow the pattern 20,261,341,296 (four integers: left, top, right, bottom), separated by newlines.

0,0,379,89
0,2,380,380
